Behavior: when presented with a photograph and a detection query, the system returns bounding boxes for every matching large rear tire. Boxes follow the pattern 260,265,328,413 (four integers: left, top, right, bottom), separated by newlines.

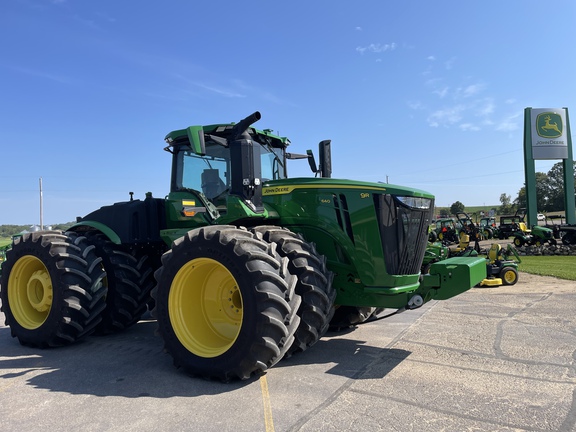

251,226,336,357
152,226,300,381
83,232,156,334
0,231,107,347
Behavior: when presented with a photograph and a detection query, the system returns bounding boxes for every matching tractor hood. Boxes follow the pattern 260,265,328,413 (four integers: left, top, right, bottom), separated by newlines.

262,177,435,200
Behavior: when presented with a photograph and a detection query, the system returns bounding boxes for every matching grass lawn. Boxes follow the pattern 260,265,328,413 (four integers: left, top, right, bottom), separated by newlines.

518,255,576,281
0,238,11,248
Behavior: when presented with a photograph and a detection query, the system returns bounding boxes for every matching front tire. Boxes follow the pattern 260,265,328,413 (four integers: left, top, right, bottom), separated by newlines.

251,226,336,357
0,231,107,347
499,267,518,286
152,226,300,381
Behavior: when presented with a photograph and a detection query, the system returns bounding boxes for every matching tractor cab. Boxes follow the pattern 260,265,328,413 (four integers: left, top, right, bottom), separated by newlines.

163,112,331,228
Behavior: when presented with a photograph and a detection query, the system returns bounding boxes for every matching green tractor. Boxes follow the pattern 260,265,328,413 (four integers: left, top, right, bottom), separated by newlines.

501,208,555,247
0,112,486,381
479,216,498,239
429,217,459,244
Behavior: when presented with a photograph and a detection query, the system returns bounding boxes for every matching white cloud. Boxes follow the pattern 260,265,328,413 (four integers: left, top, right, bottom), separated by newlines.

460,123,480,131
495,112,522,132
433,87,449,98
355,26,362,31
427,105,465,127
356,43,397,54
192,82,246,98
407,101,424,110
11,66,73,85
476,98,495,116
462,83,485,97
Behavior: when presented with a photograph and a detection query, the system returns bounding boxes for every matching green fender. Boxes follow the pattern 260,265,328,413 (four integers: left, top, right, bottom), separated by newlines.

68,221,122,244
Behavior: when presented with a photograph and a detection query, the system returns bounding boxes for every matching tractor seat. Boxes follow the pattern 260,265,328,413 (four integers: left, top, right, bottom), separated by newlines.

488,243,501,264
458,232,470,249
201,169,226,200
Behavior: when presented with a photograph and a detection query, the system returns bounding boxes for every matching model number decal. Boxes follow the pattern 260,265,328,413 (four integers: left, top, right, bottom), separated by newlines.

360,193,370,198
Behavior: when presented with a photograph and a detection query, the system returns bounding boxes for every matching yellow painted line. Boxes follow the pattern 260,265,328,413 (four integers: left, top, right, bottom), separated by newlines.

259,374,275,432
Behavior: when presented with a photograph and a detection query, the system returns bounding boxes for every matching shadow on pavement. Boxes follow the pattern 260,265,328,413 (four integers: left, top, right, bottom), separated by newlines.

0,318,411,398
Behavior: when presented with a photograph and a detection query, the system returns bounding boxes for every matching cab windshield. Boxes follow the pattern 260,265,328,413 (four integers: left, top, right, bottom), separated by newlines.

174,140,287,200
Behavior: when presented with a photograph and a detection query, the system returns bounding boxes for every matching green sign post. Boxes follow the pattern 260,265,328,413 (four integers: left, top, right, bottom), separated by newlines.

523,107,575,225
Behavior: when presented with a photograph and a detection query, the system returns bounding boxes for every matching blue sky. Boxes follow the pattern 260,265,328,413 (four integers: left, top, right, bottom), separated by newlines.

1,0,575,225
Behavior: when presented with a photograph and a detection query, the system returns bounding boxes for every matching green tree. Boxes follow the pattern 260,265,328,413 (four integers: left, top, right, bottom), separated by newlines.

514,172,548,211
499,193,514,215
545,161,576,211
514,161,576,212
450,201,465,215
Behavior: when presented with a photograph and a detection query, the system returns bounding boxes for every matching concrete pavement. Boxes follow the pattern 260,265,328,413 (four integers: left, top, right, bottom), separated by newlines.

1,270,575,431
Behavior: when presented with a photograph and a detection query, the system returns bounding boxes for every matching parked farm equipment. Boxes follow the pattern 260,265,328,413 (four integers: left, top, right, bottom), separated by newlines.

479,216,497,239
510,209,556,247
544,215,576,245
423,237,520,288
0,112,486,381
455,211,482,242
429,217,459,244
478,243,520,287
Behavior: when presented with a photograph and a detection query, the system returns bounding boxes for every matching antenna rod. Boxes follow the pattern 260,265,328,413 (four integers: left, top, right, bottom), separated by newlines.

39,177,43,230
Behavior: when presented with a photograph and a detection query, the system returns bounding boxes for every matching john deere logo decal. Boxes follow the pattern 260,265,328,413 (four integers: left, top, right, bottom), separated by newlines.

537,112,563,138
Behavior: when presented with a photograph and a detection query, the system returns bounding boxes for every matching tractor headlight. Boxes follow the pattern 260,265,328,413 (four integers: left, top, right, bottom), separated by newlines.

396,196,432,210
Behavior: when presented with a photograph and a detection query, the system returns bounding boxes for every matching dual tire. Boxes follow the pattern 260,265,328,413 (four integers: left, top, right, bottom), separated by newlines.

2,225,336,381
152,225,337,380
0,231,107,347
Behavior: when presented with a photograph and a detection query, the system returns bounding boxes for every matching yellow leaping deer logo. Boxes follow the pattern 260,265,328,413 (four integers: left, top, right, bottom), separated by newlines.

536,112,563,138
541,115,561,134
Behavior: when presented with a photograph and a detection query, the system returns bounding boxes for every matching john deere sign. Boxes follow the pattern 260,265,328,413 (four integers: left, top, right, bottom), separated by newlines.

531,108,568,159
523,107,575,225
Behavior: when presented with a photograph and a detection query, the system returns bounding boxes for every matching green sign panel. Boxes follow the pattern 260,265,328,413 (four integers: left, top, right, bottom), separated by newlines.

536,112,563,138
524,107,575,225
530,108,568,160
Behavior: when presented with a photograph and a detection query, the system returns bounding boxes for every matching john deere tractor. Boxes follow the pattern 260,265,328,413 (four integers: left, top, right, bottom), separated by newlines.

0,112,486,381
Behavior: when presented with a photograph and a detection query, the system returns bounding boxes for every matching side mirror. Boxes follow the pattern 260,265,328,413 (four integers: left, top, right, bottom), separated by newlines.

186,126,206,155
306,149,318,174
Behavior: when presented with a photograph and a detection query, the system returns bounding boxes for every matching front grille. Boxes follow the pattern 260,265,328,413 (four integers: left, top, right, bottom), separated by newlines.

374,194,433,275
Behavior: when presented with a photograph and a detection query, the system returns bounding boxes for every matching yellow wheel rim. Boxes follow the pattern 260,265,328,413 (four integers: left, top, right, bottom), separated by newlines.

8,255,53,329
168,257,243,358
503,269,516,284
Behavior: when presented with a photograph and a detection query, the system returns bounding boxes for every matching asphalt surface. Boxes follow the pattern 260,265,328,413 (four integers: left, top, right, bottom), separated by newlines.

1,268,576,431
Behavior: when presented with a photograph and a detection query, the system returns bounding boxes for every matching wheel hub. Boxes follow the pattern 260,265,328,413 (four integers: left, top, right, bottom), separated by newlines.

27,270,53,312
8,255,53,329
169,257,243,358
